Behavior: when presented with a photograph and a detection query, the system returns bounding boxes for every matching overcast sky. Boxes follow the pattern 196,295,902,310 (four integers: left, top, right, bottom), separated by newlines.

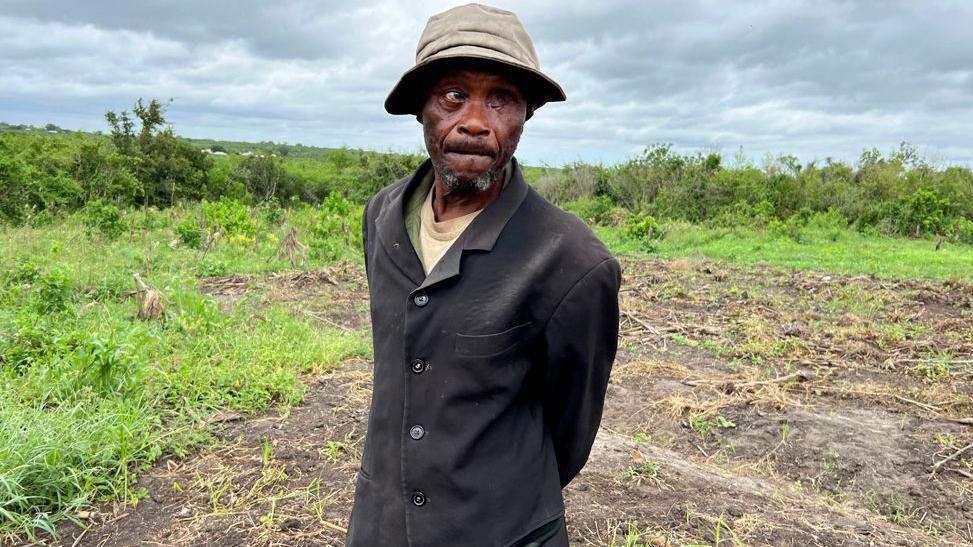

1,0,971,166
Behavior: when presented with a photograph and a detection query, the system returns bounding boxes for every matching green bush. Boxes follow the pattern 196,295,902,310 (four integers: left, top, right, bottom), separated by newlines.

767,216,807,244
533,163,600,205
55,331,144,397
202,197,256,242
31,270,73,314
82,200,124,239
174,214,203,249
563,195,616,225
893,188,953,237
624,213,664,252
624,213,662,240
7,259,41,285
307,193,363,261
229,155,289,202
952,217,973,244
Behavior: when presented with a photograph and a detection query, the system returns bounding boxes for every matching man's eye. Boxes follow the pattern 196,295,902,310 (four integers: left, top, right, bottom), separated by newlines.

443,90,464,103
487,96,508,109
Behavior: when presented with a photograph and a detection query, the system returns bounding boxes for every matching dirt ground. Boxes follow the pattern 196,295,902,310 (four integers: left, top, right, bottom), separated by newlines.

46,256,973,546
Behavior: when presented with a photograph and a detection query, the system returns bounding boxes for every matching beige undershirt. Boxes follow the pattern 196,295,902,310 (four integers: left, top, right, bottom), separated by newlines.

418,184,483,275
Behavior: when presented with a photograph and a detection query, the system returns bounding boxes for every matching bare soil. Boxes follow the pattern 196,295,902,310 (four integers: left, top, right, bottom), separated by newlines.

48,257,973,546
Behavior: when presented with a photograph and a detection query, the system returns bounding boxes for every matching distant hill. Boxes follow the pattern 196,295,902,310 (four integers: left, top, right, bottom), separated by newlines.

0,121,368,161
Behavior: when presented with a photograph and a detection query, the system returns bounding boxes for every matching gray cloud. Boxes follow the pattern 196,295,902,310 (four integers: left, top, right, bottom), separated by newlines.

1,0,971,166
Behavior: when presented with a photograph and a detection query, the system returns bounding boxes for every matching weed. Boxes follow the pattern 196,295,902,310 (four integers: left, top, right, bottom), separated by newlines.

689,410,737,441
325,440,346,463
670,334,691,346
607,523,653,547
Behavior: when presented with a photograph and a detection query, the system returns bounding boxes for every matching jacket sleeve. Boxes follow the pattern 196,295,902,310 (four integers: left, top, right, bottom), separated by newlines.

541,256,622,487
361,196,371,275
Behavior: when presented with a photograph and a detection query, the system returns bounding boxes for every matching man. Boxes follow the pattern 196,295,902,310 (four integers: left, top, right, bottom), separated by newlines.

347,4,621,546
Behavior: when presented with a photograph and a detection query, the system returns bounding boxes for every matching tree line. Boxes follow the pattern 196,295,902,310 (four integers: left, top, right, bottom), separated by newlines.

1,98,971,243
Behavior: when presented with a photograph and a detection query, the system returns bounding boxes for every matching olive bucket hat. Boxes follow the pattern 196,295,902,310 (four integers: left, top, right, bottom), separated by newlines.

384,3,566,119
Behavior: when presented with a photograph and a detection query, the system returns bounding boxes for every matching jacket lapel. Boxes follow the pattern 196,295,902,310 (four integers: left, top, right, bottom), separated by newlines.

416,157,529,290
374,161,429,288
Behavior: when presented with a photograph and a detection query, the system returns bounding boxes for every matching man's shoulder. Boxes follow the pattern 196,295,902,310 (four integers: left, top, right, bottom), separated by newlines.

366,174,411,213
517,188,615,267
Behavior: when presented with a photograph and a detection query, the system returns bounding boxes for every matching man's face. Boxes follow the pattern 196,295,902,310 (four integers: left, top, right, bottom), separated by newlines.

421,67,527,194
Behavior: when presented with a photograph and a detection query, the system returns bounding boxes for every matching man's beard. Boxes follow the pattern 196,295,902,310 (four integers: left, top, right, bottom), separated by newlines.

433,157,503,194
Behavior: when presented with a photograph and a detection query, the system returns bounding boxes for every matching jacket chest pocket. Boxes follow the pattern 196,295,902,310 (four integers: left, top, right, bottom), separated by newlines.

454,321,534,358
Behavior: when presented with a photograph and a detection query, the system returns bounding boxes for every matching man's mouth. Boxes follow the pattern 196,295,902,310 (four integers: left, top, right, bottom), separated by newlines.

444,147,494,158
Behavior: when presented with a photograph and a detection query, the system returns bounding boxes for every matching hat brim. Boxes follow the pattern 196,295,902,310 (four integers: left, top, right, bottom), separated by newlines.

384,51,565,119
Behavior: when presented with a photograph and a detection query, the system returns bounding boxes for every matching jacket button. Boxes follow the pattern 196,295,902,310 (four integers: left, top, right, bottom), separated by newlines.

411,491,426,506
413,292,428,307
409,425,425,440
410,359,427,374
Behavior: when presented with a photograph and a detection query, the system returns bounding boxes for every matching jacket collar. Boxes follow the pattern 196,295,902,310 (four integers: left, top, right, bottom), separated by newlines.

374,156,529,290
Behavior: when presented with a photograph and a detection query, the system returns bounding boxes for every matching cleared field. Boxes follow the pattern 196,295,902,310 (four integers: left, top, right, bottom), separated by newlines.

48,255,972,546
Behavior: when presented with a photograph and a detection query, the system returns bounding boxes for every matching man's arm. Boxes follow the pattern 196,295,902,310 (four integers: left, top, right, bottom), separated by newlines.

541,256,622,487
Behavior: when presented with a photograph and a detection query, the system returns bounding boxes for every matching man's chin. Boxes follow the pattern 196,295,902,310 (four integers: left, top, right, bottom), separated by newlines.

438,165,496,194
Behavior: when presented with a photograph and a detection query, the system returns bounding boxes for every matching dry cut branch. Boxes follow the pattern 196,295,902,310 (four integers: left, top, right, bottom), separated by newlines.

134,272,165,320
277,226,307,268
930,442,973,475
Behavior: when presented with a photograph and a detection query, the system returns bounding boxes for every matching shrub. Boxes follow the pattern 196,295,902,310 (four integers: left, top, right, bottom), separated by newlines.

31,270,73,313
82,200,124,239
7,259,41,285
202,197,256,242
533,163,599,205
563,195,616,225
58,331,143,397
624,213,664,252
893,188,953,237
952,217,973,244
624,213,662,241
174,214,203,249
307,193,362,261
767,216,807,243
229,155,289,202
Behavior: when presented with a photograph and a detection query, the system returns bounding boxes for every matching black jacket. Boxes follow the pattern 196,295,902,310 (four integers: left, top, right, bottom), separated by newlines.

347,158,621,546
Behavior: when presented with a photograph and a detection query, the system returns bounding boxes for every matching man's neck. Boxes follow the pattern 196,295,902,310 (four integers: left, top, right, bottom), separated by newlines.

430,161,511,222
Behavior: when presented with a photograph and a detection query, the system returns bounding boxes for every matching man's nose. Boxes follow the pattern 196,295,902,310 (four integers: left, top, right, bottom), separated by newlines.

458,102,491,137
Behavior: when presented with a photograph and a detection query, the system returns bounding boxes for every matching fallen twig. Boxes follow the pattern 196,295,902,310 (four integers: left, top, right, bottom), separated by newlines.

621,310,660,335
683,371,812,393
734,371,813,389
930,442,973,474
306,311,353,332
320,519,348,533
896,359,973,365
893,395,941,412
952,468,973,480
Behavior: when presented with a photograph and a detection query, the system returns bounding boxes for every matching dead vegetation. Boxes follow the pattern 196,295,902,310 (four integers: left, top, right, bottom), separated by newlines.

133,272,164,320
277,226,307,268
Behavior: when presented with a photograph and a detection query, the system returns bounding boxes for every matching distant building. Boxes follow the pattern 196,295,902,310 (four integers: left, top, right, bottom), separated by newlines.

201,148,228,156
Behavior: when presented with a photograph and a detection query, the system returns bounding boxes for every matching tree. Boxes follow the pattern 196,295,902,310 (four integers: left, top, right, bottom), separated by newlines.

230,155,289,202
105,98,213,206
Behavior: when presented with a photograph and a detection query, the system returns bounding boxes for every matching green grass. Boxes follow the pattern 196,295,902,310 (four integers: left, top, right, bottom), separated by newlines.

595,221,973,281
0,208,371,541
